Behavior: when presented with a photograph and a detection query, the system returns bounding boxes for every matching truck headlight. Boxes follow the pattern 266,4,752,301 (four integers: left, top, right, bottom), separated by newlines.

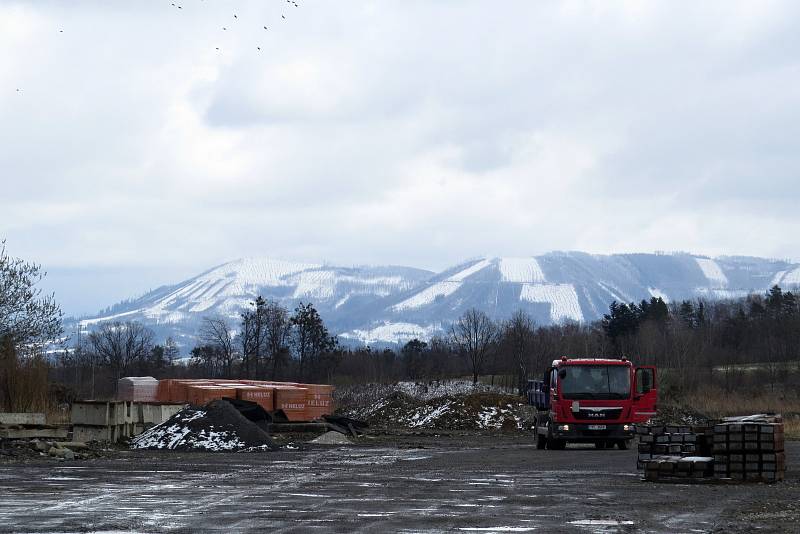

558,425,570,431
623,425,630,431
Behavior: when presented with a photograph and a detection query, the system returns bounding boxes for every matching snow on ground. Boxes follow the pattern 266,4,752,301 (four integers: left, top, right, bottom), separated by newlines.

648,287,669,302
79,309,142,327
596,282,630,304
776,267,800,288
498,258,546,283
519,283,583,322
447,259,492,281
695,257,728,287
339,381,531,431
392,281,461,311
339,322,440,345
292,270,338,300
694,288,749,300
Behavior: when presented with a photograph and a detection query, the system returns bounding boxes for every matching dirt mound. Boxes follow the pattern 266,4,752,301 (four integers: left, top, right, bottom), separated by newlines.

344,390,532,431
131,400,275,451
653,402,714,425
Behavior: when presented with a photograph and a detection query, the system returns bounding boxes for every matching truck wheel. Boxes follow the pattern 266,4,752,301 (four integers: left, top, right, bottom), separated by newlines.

617,440,630,450
548,439,566,450
536,433,547,450
594,441,606,450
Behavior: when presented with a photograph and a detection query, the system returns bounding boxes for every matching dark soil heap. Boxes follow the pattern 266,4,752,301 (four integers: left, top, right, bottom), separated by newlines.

346,391,532,431
132,400,275,451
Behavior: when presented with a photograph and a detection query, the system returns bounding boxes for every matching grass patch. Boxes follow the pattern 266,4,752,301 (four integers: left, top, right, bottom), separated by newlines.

663,386,800,440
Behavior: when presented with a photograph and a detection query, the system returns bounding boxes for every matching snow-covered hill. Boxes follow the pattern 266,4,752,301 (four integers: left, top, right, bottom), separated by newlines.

72,253,800,349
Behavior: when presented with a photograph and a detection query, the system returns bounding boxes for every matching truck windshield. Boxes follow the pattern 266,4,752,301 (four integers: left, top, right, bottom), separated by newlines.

560,365,630,400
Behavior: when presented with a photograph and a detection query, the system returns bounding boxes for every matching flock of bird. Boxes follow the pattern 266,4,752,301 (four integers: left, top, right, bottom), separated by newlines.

15,1,303,94
168,0,302,52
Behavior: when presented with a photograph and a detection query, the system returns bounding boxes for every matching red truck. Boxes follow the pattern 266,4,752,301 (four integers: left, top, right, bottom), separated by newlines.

528,357,657,450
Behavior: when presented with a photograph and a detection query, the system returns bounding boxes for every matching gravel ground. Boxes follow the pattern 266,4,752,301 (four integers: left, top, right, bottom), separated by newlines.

0,433,797,533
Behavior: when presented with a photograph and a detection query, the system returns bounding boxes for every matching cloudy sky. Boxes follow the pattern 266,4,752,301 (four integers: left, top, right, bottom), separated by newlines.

2,0,799,315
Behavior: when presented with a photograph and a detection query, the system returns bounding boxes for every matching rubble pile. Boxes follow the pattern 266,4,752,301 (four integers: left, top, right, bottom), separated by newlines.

131,400,275,452
0,439,114,462
344,390,532,431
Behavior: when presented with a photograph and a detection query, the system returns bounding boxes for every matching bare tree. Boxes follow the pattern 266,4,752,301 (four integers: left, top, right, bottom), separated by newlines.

87,321,154,380
503,310,536,395
263,300,291,379
199,317,236,378
450,308,498,384
0,240,63,350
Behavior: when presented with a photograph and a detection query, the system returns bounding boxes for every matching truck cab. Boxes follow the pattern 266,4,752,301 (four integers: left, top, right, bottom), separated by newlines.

529,357,657,450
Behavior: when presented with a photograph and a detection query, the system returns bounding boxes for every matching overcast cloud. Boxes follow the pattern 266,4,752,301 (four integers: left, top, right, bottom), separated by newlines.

2,0,799,315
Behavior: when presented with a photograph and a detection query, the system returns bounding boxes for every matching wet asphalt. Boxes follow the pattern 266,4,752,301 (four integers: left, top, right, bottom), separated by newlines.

0,434,798,533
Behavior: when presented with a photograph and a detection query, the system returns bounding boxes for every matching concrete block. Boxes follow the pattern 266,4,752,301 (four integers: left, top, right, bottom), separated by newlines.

0,413,46,425
73,425,112,443
71,402,111,426
0,427,69,439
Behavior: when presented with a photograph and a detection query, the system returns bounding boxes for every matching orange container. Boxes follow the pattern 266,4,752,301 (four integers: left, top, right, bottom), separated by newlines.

172,380,211,403
156,379,173,402
236,386,275,411
273,386,308,421
187,385,237,406
299,384,335,420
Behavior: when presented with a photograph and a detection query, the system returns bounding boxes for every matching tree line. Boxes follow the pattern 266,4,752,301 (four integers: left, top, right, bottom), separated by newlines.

3,240,799,406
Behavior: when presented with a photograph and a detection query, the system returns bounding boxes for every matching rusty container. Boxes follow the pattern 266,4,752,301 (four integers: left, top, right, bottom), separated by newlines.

236,386,275,411
272,386,309,421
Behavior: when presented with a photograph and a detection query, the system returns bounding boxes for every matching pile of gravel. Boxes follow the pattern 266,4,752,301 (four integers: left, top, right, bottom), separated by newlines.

131,400,275,451
310,431,352,445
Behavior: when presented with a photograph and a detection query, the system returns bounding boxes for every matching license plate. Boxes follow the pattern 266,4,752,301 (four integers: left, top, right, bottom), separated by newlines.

588,425,606,430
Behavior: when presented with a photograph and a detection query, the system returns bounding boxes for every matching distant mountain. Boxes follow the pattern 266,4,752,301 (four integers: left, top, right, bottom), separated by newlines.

71,253,800,350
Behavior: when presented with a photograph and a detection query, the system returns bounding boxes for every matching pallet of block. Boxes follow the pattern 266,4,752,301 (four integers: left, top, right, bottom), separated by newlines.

642,456,714,482
634,423,714,471
711,414,785,482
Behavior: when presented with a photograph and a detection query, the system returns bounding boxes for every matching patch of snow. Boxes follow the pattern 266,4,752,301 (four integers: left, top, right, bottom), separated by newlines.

647,287,669,302
447,259,492,281
770,270,787,286
778,267,800,287
292,270,337,300
339,322,440,344
597,282,629,304
392,281,461,311
520,283,583,322
408,401,454,427
79,309,142,327
499,257,546,283
694,288,748,300
695,257,728,287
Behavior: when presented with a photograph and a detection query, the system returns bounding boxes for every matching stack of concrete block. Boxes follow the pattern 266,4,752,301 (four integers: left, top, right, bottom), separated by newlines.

712,415,785,482
0,413,69,440
643,456,714,481
635,424,714,471
72,401,185,443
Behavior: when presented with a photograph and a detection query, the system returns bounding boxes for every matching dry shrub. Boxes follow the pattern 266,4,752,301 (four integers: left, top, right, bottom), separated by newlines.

0,336,51,413
675,386,800,417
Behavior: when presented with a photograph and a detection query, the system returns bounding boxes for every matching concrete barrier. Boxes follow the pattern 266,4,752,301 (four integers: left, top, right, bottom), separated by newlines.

0,413,46,425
